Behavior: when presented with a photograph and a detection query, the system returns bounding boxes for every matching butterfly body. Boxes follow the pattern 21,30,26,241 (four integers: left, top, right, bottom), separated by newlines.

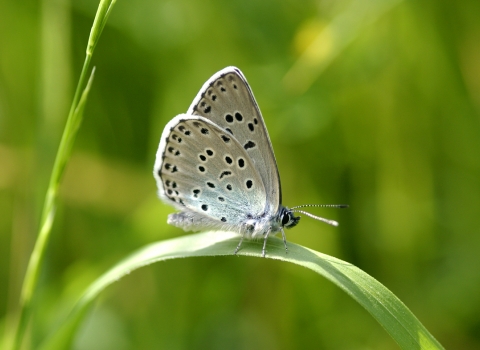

166,200,300,239
154,67,338,257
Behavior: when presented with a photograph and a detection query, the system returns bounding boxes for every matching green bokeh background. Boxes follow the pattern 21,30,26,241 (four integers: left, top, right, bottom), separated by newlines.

1,0,480,348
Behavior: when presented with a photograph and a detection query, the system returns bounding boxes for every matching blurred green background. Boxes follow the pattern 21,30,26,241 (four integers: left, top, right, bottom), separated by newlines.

1,0,480,348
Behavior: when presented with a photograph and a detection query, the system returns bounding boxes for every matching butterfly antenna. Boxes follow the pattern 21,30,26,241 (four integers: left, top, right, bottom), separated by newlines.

290,204,349,210
290,204,348,227
291,210,339,227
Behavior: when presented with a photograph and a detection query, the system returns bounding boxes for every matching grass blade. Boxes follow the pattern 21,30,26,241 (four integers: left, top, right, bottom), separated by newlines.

41,231,444,350
11,0,118,347
12,67,95,350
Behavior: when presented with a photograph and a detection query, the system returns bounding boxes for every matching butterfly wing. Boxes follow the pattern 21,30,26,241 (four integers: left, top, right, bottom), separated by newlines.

187,67,282,215
153,114,267,232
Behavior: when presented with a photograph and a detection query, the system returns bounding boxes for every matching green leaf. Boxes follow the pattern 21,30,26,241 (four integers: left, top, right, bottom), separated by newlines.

41,231,444,350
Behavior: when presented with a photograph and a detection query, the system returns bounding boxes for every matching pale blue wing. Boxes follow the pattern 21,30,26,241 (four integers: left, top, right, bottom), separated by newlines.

153,114,267,229
186,67,282,215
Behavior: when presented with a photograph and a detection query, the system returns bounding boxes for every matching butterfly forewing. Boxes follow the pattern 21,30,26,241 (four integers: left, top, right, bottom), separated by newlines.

154,115,267,227
187,67,281,214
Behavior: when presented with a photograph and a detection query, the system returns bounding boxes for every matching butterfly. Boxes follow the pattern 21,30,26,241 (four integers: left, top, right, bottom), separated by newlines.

153,67,346,257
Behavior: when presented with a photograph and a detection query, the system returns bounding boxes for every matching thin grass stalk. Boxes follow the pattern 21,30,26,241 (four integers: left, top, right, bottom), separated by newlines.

11,1,117,348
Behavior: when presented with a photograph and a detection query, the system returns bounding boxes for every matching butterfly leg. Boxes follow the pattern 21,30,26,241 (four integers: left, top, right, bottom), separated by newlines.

280,228,288,254
234,234,245,256
262,229,272,258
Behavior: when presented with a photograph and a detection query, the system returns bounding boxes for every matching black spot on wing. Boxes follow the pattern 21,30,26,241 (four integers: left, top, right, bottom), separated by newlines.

244,141,256,150
219,171,232,179
235,112,243,121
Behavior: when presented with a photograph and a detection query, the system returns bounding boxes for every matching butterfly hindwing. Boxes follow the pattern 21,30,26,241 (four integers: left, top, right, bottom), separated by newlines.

154,115,267,230
187,67,282,215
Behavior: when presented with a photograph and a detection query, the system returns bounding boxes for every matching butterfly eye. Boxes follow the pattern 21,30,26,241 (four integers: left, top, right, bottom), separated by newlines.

281,212,290,226
282,211,300,228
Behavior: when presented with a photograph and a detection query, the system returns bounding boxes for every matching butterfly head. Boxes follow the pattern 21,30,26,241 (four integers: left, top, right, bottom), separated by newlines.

280,208,300,229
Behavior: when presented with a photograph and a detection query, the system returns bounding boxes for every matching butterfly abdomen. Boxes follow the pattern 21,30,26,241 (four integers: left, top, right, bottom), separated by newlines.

168,211,243,234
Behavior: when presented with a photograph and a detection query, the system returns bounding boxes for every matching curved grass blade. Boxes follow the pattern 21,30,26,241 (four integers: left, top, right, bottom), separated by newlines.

41,231,443,350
